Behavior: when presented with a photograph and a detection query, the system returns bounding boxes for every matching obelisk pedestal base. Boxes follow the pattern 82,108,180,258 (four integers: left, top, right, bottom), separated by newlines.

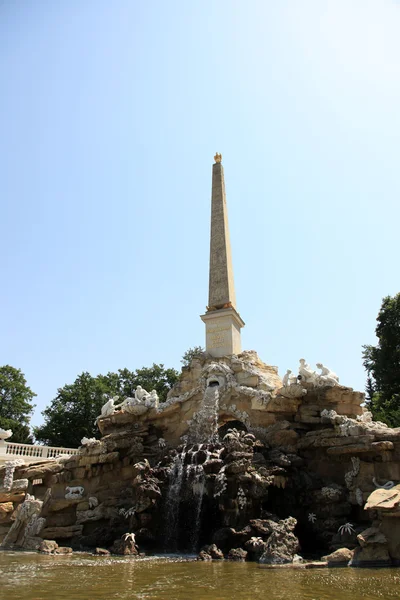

200,308,245,358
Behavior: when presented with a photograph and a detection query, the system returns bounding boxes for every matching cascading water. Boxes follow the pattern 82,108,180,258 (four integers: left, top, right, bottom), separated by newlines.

164,446,187,551
163,386,220,552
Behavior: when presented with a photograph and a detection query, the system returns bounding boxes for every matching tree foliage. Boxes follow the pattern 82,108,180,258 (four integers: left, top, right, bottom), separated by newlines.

0,365,36,443
362,293,400,427
181,346,205,367
34,364,179,448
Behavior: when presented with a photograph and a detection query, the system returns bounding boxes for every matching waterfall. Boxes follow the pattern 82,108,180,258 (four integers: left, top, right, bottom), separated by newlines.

164,446,187,551
164,386,221,552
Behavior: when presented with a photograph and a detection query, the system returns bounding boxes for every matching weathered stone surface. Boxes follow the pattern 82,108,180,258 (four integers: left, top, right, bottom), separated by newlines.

19,462,64,480
357,527,387,548
77,452,119,467
110,535,139,555
198,550,212,561
352,544,391,566
227,547,247,561
0,502,14,523
201,544,224,560
39,540,59,554
258,518,299,565
0,479,28,502
95,547,110,556
55,546,73,554
40,525,83,539
351,527,391,566
76,505,118,524
364,485,400,511
322,547,353,565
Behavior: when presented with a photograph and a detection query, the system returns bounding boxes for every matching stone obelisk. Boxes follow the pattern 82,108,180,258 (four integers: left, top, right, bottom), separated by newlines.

201,153,245,357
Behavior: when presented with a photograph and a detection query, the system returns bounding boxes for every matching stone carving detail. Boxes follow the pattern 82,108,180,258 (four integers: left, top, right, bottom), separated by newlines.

65,486,84,499
345,457,360,490
88,497,98,509
81,437,98,447
315,363,339,386
95,387,160,422
298,359,339,387
298,359,317,384
338,522,355,536
95,396,120,423
372,478,395,490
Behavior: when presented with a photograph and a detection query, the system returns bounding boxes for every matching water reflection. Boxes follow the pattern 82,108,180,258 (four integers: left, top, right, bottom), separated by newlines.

1,552,400,600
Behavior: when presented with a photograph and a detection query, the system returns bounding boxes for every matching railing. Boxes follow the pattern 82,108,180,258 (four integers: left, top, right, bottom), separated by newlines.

1,441,79,461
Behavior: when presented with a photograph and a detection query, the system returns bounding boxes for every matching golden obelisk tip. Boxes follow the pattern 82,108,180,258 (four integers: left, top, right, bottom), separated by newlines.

214,152,222,164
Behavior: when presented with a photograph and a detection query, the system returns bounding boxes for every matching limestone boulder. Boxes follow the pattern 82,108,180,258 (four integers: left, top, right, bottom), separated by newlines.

258,517,300,565
364,485,400,512
351,527,391,566
94,547,110,555
39,540,59,554
322,547,353,566
110,534,139,555
198,550,212,561
0,479,28,503
227,547,247,561
0,502,14,523
55,546,73,554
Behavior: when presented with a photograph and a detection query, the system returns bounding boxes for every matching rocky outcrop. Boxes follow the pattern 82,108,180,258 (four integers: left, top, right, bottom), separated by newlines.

2,351,400,567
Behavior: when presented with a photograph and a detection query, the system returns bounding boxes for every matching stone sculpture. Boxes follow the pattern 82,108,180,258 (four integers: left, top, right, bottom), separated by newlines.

338,523,355,536
298,359,317,384
81,437,98,447
88,497,98,509
373,478,395,490
65,486,84,499
282,370,291,387
315,363,339,386
308,513,317,523
135,386,149,403
95,396,120,424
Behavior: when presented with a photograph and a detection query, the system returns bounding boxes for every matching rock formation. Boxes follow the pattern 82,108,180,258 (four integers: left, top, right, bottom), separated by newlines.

1,351,400,566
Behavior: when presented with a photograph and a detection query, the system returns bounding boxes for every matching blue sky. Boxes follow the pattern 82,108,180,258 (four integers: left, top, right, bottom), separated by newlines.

1,1,400,430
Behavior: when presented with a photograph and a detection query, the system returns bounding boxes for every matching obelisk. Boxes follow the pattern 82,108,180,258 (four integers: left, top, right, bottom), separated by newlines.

201,153,245,357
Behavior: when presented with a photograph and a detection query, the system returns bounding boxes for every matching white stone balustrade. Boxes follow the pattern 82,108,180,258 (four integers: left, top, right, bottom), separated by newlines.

0,440,79,465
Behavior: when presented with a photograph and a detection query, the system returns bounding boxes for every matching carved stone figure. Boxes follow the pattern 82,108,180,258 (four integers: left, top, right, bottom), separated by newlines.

135,386,149,403
298,359,317,384
88,497,99,509
316,363,339,386
95,396,119,424
65,486,84,499
81,437,98,447
282,370,291,387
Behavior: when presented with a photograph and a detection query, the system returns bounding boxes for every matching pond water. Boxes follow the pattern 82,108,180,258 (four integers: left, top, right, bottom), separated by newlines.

1,552,400,600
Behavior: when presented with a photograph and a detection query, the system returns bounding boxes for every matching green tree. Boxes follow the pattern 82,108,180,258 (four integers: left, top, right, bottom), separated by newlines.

362,293,400,427
0,365,36,443
34,364,179,448
181,346,205,367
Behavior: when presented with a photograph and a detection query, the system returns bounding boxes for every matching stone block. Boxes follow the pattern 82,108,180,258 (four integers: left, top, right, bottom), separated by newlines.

322,547,354,565
0,479,28,503
40,525,83,539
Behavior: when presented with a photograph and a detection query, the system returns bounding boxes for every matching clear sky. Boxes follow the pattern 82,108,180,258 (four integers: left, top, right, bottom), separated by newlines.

1,1,400,430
